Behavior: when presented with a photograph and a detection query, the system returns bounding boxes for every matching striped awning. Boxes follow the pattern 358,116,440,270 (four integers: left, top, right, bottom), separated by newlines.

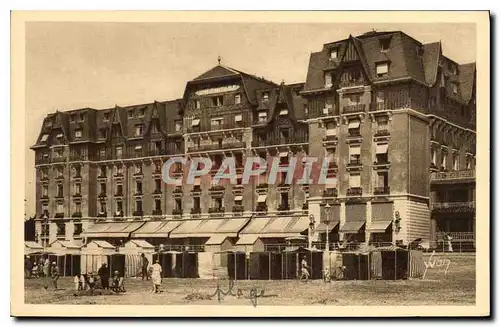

367,221,392,233
81,222,145,238
170,218,249,239
340,221,365,233
131,221,181,238
205,234,229,245
240,216,309,238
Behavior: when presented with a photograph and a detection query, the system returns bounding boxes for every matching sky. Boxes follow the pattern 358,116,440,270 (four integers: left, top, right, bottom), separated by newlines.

24,22,476,215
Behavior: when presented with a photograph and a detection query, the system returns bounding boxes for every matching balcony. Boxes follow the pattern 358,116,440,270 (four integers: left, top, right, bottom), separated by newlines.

374,129,390,137
97,174,107,180
73,193,82,198
342,104,366,114
54,212,65,218
133,191,143,197
173,187,183,195
97,211,107,218
256,204,267,213
71,212,82,218
339,79,364,89
52,156,67,163
347,130,361,138
55,193,64,199
69,154,88,162
251,135,308,147
373,102,389,111
98,192,107,199
430,170,475,183
435,232,474,241
114,191,123,197
209,185,225,193
277,205,290,212
113,211,124,218
256,183,269,190
191,207,201,215
431,201,475,213
148,148,169,157
188,141,245,153
208,207,225,214
36,157,51,165
322,135,338,142
346,187,363,197
374,186,390,195
347,159,362,168
152,209,162,216
232,205,244,213
172,208,183,216
153,189,162,195
132,211,144,217
323,188,338,197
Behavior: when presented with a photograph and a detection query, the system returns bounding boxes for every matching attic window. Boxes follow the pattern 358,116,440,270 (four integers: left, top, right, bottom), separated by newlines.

324,73,333,88
135,125,143,136
70,114,76,123
128,110,134,119
376,62,389,77
417,46,424,56
74,129,82,139
329,48,338,60
79,113,86,121
212,96,223,107
56,133,63,139
279,109,289,116
262,92,269,102
175,120,182,132
44,120,52,127
138,108,145,117
258,111,267,123
40,134,49,142
452,83,458,95
103,112,110,121
380,38,391,52
234,94,241,104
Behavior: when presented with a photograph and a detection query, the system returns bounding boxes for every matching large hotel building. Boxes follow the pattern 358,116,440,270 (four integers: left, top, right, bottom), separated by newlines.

31,30,476,253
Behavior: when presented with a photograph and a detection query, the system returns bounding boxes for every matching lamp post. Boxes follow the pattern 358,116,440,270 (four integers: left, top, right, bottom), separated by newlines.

324,203,331,271
308,214,315,249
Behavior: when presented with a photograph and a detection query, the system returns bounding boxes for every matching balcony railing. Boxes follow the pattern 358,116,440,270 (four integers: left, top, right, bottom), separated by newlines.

35,157,51,165
374,129,390,137
347,160,362,167
323,135,338,142
339,79,365,88
342,104,366,114
148,148,169,157
430,170,475,181
113,211,124,218
52,156,67,163
54,212,65,218
209,185,225,193
191,207,201,215
188,141,245,153
374,186,390,195
232,205,244,213
346,187,363,196
256,205,268,213
256,183,268,190
348,130,361,137
208,207,225,214
251,135,308,147
71,212,82,218
323,188,338,197
432,201,475,213
173,187,183,195
435,232,474,241
277,205,290,212
152,209,162,216
97,211,107,218
132,211,144,217
172,208,183,216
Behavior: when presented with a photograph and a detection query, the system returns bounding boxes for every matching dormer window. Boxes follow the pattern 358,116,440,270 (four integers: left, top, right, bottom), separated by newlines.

329,48,338,60
258,111,267,123
103,112,110,122
138,108,145,117
279,109,288,116
56,133,63,139
262,92,269,102
70,114,76,123
379,38,391,52
324,73,333,88
212,96,223,107
79,113,86,121
234,94,241,104
376,62,389,77
191,118,200,127
40,134,49,142
74,129,82,139
195,100,201,109
128,110,134,119
175,120,182,132
452,83,458,95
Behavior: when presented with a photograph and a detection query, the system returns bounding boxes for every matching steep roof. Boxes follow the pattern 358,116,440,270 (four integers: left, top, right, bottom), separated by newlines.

459,63,476,102
422,42,442,85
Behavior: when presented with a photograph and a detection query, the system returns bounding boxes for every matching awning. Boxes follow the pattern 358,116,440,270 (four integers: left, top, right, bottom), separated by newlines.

348,120,360,129
349,146,361,155
170,218,249,238
191,119,200,127
234,195,243,201
81,222,145,238
134,145,142,150
340,221,365,233
88,240,115,249
205,235,229,245
236,234,260,245
257,194,267,203
240,216,309,238
315,221,340,233
376,143,389,154
367,221,392,233
131,221,181,238
279,152,289,157
25,241,43,250
234,114,243,122
126,239,155,249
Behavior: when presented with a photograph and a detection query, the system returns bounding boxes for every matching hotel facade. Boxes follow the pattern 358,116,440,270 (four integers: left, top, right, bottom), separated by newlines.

31,30,476,253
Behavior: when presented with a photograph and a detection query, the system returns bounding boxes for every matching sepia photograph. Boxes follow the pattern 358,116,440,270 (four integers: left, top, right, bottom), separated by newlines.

11,11,490,317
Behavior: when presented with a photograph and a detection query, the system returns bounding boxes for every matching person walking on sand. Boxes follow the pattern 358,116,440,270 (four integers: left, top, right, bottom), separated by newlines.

140,253,149,280
299,255,310,282
51,262,59,290
151,260,162,293
43,257,50,279
98,263,110,290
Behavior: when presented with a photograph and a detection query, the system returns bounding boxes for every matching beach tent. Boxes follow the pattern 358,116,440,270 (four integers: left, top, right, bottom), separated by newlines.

121,240,155,277
46,240,82,276
25,241,43,255
153,251,180,278
370,246,425,280
227,250,247,280
80,240,115,274
181,251,199,278
282,247,323,280
249,252,270,280
341,252,370,280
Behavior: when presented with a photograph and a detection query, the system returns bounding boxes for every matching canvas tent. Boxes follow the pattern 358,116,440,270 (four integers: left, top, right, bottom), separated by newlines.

80,240,115,274
370,246,425,280
45,240,82,276
121,240,155,277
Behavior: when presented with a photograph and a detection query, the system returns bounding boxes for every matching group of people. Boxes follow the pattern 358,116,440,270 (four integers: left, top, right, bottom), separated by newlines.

140,253,163,293
74,263,125,294
24,255,60,289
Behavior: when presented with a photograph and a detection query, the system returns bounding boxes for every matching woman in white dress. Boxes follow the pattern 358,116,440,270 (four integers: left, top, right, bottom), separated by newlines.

151,260,162,293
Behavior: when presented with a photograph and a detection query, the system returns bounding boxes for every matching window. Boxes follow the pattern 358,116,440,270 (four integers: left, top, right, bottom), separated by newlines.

135,125,143,136
56,166,63,177
100,183,106,195
136,181,143,194
212,96,223,107
175,198,182,211
74,182,81,195
466,156,472,169
377,172,388,188
193,197,201,210
155,179,161,192
349,145,361,164
258,111,267,123
40,134,49,142
453,154,460,171
175,120,182,132
349,174,361,188
262,92,269,102
74,202,82,213
280,192,289,209
211,117,223,128
234,195,243,206
56,223,66,236
191,118,200,127
376,91,385,104
74,223,82,236
325,122,337,136
99,129,107,139
375,143,389,163
135,164,142,174
100,166,106,177
234,114,243,122
304,105,308,116
151,123,159,134
127,110,134,119
347,94,360,105
42,185,48,197
380,38,391,52
348,119,361,136
116,146,123,159
155,199,161,211
279,109,289,116
376,62,389,77
70,114,76,123
195,100,201,109
325,73,333,88
330,48,338,59
234,94,241,104
452,83,458,94
212,197,223,209
136,200,143,212
280,128,290,139
115,200,123,213
74,129,82,139
41,169,48,179
377,116,389,132
441,151,447,168
57,184,63,197
103,112,110,121
432,149,437,165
